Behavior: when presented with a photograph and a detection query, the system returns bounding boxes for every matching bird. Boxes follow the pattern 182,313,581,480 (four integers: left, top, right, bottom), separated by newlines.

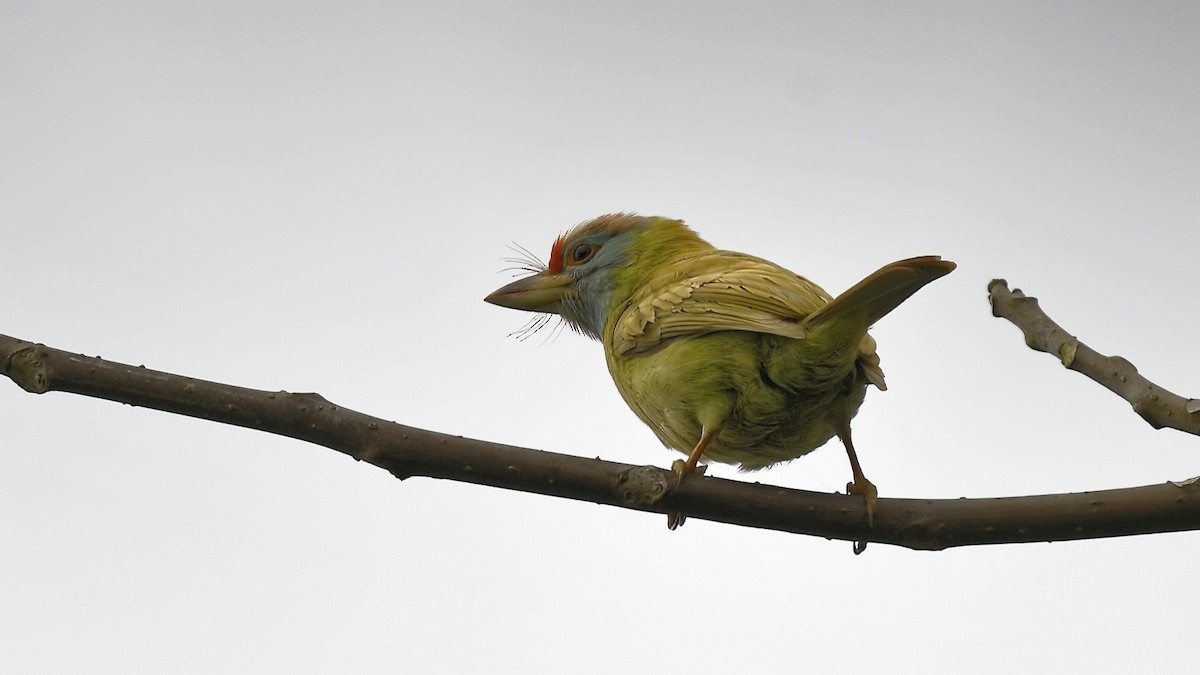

485,213,954,551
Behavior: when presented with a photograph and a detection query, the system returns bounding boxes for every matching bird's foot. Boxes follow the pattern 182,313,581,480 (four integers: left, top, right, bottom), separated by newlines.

846,476,878,555
667,459,707,530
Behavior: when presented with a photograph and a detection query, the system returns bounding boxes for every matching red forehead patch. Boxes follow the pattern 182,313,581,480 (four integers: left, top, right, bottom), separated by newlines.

547,234,566,274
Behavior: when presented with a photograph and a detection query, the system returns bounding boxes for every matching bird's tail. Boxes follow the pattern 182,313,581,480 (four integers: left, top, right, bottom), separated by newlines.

805,256,956,330
803,256,955,391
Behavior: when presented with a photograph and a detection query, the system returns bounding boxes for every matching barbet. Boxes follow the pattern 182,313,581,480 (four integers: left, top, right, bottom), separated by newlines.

486,214,954,549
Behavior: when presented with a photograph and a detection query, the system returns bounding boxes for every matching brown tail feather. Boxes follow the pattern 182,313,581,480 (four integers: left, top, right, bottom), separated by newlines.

807,256,956,328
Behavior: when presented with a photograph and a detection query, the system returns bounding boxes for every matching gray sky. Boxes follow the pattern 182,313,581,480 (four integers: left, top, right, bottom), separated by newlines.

3,2,1198,672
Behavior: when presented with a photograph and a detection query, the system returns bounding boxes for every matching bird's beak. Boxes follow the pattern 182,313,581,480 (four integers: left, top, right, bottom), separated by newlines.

484,272,573,314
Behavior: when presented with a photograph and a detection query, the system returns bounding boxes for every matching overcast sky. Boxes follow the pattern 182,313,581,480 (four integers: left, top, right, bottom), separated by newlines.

3,2,1199,673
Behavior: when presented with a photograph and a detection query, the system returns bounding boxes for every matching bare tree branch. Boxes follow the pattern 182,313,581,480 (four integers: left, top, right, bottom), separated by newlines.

988,279,1200,435
4,329,1198,551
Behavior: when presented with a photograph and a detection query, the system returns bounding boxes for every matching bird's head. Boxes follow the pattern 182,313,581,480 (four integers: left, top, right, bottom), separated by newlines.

485,213,712,340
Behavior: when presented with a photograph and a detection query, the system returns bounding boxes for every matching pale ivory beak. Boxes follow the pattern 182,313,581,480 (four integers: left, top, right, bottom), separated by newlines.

484,272,573,314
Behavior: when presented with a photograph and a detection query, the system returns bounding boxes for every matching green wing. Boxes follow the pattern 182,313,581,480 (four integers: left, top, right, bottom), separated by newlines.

611,251,834,357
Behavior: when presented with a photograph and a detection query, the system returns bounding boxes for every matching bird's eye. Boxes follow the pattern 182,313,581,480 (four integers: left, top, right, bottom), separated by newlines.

569,242,598,265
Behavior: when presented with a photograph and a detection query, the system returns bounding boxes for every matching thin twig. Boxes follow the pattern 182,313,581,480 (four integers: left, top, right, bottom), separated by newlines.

988,279,1200,435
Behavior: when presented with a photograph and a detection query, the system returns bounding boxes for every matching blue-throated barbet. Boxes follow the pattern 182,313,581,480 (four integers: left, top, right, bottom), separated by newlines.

486,214,954,548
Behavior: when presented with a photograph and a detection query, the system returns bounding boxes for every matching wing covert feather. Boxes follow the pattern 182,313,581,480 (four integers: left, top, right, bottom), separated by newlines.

612,253,833,356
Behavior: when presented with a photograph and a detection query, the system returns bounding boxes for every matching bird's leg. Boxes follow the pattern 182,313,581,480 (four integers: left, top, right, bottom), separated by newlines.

666,427,716,530
836,423,876,555
679,427,715,476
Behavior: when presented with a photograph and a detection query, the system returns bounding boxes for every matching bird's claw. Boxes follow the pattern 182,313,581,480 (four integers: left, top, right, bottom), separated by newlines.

667,459,706,530
846,477,878,555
